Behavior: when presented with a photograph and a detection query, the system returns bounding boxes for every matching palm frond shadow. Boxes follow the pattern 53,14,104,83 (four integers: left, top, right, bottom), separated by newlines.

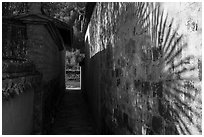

137,3,201,135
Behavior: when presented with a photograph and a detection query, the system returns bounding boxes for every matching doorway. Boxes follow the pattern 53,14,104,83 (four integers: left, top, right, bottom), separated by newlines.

65,49,84,90
65,66,81,90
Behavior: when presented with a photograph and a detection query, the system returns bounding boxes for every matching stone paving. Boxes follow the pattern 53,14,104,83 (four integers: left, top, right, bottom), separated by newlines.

50,90,96,135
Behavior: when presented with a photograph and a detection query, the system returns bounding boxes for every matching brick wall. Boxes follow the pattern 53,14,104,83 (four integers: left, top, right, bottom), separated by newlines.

83,2,201,135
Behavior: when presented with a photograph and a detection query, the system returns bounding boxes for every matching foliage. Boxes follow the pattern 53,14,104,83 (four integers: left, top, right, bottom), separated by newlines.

65,49,85,70
2,74,41,101
42,2,87,44
2,2,29,16
2,2,86,31
42,2,86,25
2,2,87,48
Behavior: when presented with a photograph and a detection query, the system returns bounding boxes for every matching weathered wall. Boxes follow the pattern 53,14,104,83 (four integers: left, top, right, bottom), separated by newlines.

2,89,34,134
160,3,202,135
2,74,42,135
27,24,66,134
27,25,61,82
2,19,44,134
2,6,67,134
161,2,202,58
83,2,201,135
27,23,66,96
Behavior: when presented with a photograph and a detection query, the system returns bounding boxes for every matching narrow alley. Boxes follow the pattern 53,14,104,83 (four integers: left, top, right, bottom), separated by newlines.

2,2,202,135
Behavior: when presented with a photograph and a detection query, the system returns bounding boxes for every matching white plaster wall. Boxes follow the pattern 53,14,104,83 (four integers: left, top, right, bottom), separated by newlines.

161,2,202,135
161,2,202,58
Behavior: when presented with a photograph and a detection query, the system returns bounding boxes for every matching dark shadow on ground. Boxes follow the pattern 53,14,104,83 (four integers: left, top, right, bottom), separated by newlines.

50,90,96,135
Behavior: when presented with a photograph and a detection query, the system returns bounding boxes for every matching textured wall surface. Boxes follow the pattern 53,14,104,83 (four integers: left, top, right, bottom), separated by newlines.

160,3,202,135
161,2,202,58
26,24,66,134
27,25,61,82
2,74,41,135
83,2,202,135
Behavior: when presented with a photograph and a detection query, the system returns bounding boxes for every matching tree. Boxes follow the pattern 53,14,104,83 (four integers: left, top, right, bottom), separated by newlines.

3,2,86,30
65,49,85,70
2,2,94,48
2,2,29,16
41,2,86,29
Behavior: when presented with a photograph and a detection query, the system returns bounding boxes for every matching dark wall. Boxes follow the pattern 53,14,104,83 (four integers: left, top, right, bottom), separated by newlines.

2,75,41,135
2,11,68,135
26,24,66,133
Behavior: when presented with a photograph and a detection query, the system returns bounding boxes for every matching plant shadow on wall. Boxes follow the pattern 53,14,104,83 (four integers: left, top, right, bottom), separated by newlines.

135,3,202,134
86,2,201,135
